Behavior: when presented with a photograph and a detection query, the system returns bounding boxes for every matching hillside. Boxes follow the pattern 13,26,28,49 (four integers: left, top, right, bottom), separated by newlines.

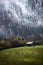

0,0,43,39
0,45,43,65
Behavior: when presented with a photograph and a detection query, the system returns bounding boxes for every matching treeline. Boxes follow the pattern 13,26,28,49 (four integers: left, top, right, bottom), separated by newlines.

0,37,27,50
0,37,43,50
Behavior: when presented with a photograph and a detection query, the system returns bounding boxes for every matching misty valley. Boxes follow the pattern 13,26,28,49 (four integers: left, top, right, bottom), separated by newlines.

0,0,43,65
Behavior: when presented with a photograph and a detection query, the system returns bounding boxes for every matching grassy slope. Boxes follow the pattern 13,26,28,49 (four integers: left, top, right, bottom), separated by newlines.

0,45,43,65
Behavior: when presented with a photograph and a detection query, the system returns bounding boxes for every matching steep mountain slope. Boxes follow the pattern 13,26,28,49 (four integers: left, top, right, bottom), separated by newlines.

0,0,43,39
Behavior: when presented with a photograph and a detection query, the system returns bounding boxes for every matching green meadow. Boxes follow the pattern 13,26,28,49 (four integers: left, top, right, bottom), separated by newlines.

0,45,43,65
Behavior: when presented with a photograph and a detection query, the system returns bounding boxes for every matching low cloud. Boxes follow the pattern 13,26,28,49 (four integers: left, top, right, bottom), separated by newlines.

0,0,43,27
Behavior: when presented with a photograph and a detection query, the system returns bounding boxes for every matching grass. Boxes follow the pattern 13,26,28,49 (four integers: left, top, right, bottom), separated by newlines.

0,45,43,65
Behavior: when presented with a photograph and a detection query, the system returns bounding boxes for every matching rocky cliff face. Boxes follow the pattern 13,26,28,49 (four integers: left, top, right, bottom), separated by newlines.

0,0,43,39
